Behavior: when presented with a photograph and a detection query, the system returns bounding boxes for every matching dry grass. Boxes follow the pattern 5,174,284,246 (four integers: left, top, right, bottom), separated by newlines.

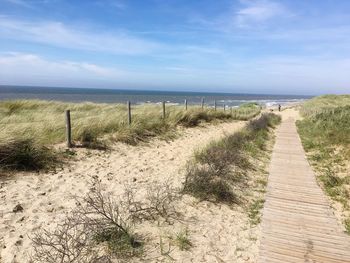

0,100,260,146
299,94,350,117
183,113,281,204
0,100,260,171
0,138,58,171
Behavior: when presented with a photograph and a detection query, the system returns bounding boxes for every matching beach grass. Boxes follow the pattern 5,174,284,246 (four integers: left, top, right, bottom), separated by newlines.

0,99,260,171
299,94,350,117
183,113,281,204
297,95,350,233
0,100,261,146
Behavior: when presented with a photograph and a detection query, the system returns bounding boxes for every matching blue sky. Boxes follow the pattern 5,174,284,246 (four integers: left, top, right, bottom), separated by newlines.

0,0,349,95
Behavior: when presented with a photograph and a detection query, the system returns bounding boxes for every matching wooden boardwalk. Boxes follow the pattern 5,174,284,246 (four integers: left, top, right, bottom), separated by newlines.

258,117,350,263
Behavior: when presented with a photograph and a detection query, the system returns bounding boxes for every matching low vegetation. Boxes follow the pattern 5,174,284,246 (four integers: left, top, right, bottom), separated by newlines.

29,112,280,262
0,138,58,171
0,100,261,145
299,94,350,117
174,229,192,251
31,180,181,262
297,95,350,233
183,113,281,204
0,100,261,172
248,198,265,225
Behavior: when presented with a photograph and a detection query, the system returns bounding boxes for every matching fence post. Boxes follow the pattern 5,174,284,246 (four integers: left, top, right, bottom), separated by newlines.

162,101,166,119
201,97,204,110
65,110,72,148
185,99,187,110
127,101,131,125
230,107,233,114
223,104,226,112
214,100,217,111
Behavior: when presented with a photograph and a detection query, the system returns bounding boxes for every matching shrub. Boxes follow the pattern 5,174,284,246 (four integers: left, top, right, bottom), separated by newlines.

124,180,181,223
31,217,99,263
183,113,280,204
183,164,237,204
31,180,180,261
195,144,250,175
247,113,281,132
0,138,57,171
31,182,140,262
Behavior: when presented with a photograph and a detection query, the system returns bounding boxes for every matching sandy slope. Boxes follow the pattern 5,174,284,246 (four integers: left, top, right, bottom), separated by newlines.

0,119,266,262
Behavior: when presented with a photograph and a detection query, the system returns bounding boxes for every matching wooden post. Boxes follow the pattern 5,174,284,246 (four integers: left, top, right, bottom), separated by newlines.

223,104,226,112
185,99,188,110
230,107,233,114
65,110,72,148
127,101,131,125
201,97,204,110
214,100,217,111
162,101,166,119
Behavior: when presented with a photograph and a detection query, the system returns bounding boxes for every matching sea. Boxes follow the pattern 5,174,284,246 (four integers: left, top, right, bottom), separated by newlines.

0,86,312,107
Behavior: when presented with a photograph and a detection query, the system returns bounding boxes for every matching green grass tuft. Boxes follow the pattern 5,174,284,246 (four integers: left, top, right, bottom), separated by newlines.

94,227,142,258
345,218,350,234
248,198,265,225
175,229,192,251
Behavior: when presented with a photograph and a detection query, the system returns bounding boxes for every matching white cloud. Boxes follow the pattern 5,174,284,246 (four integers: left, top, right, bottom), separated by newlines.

0,17,161,55
0,52,126,86
2,0,53,8
224,55,350,94
110,0,126,10
0,52,349,94
235,0,289,27
2,0,30,7
189,0,291,32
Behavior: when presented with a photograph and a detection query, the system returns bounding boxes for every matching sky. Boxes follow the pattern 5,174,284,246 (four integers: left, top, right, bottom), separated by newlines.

0,0,349,95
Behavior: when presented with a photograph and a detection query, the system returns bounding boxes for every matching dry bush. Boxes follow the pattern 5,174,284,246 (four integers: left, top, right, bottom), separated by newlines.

31,217,105,263
31,179,181,262
31,182,139,262
247,113,281,132
195,143,250,176
124,180,181,223
72,182,141,258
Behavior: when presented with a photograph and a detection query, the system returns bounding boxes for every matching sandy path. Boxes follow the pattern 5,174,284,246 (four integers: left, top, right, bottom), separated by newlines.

258,109,350,262
1,120,262,262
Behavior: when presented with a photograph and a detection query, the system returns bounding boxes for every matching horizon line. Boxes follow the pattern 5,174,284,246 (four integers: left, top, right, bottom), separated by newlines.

0,84,316,97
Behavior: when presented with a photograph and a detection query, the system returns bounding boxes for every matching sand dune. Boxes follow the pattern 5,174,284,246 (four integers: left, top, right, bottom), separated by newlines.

0,119,267,262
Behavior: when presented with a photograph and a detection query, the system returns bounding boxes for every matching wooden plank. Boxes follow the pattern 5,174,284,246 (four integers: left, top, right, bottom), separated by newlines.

258,117,350,263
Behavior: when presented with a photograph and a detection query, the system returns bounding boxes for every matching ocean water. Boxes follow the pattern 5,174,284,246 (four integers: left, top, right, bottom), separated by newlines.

0,86,312,107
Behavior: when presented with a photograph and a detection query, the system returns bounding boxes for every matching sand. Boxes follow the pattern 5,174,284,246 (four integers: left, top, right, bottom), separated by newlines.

0,119,269,263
